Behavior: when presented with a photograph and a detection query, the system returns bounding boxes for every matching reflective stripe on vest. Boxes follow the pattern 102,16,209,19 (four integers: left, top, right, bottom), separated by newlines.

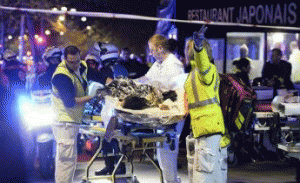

188,68,219,109
198,65,211,75
214,73,219,92
188,96,219,109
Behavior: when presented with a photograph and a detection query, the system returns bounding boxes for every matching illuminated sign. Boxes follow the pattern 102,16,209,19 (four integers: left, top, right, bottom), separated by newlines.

187,2,297,25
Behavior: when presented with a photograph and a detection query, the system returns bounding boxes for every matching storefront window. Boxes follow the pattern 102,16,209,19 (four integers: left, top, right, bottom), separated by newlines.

208,39,225,73
226,32,265,81
266,32,299,61
267,32,300,83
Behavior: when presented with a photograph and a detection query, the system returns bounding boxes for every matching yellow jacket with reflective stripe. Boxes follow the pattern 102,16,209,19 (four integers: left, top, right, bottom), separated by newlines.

51,60,88,123
184,48,225,138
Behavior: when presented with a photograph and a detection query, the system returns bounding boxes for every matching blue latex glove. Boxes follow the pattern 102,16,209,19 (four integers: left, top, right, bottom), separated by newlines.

193,25,208,52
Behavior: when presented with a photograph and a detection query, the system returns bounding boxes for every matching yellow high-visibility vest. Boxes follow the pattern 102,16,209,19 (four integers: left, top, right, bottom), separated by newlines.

185,50,225,138
52,60,88,123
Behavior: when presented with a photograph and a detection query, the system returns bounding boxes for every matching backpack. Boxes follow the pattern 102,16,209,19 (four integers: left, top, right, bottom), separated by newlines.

219,74,257,136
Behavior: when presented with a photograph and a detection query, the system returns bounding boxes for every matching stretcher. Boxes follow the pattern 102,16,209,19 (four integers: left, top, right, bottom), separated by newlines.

255,94,300,182
80,97,185,183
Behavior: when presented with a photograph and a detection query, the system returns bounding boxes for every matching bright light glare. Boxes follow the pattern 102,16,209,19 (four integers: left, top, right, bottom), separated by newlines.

60,31,64,36
52,7,58,11
8,35,12,40
70,8,76,12
272,33,284,43
45,30,51,35
18,95,55,131
61,7,67,11
37,37,43,43
81,17,87,22
86,26,91,30
34,34,39,39
59,15,65,21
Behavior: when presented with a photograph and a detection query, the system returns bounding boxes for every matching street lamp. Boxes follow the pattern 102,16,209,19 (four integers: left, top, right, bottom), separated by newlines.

61,7,67,12
81,17,87,22
37,37,43,43
45,30,51,35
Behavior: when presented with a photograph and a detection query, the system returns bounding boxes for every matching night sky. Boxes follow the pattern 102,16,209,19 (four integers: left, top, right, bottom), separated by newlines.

69,0,161,54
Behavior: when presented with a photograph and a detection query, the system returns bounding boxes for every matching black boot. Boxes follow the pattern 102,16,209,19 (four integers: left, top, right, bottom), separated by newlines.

115,162,126,175
95,156,114,176
114,155,126,175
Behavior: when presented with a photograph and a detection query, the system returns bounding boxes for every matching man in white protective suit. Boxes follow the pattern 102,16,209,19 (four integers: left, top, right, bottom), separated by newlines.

134,33,187,183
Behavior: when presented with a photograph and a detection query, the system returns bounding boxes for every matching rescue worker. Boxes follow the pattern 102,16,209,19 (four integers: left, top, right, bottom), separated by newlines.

117,47,147,79
184,26,228,183
93,42,128,176
3,49,25,87
93,42,128,78
85,53,99,70
134,34,185,183
51,45,108,183
0,57,9,89
33,46,63,91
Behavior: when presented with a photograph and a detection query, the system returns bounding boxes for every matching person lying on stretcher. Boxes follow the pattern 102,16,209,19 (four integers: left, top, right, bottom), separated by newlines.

105,76,181,111
94,76,186,176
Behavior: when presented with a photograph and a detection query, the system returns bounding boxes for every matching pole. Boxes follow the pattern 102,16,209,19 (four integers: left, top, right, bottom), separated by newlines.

19,14,25,63
0,4,4,54
0,19,4,55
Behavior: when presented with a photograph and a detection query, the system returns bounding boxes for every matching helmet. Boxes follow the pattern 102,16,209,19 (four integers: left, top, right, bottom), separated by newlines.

85,54,99,63
42,47,62,62
93,42,119,62
3,49,17,61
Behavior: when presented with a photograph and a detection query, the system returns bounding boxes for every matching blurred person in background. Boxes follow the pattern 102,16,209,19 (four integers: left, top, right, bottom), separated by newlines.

85,54,99,70
3,49,26,90
0,61,29,182
32,46,63,91
288,41,300,83
0,57,9,89
84,52,113,84
92,42,128,79
117,47,146,79
232,44,255,80
262,48,294,95
135,53,150,77
233,58,251,87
